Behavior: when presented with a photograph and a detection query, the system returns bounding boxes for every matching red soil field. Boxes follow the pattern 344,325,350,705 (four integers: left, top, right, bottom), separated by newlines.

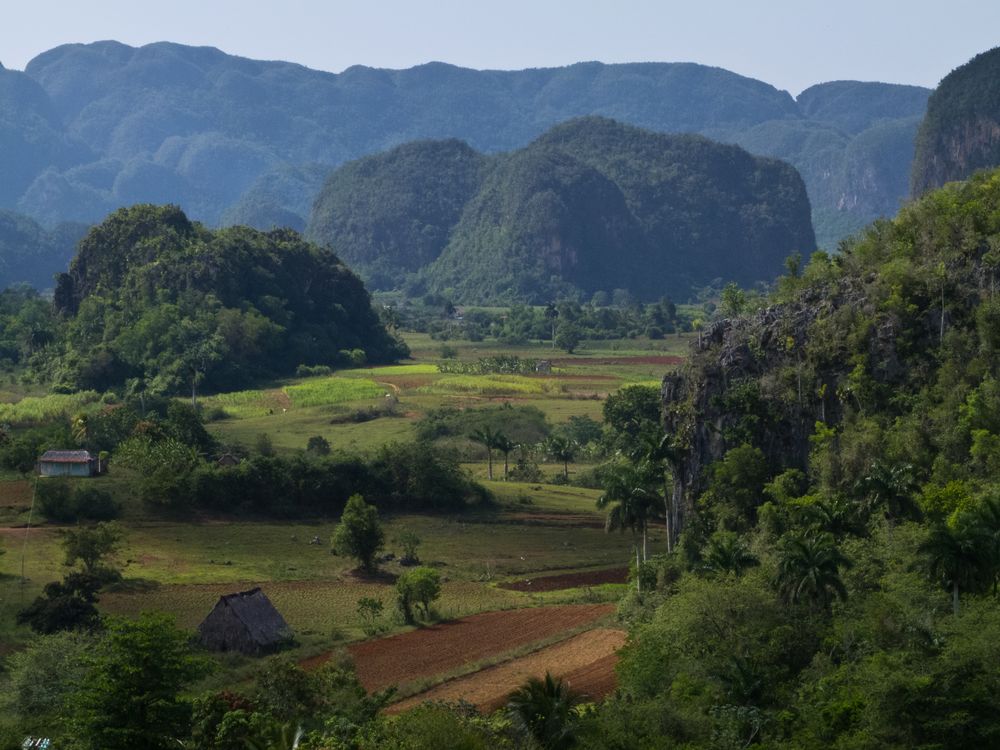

499,567,628,592
303,603,613,692
389,627,626,713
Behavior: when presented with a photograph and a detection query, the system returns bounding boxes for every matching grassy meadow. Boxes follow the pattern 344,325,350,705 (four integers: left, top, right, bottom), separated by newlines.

0,330,687,677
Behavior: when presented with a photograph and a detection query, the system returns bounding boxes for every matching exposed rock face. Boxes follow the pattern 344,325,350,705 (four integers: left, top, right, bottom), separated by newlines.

660,277,902,526
912,47,1000,195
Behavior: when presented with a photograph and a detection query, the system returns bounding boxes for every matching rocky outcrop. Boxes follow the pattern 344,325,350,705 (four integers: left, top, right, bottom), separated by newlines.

912,47,1000,195
660,276,905,527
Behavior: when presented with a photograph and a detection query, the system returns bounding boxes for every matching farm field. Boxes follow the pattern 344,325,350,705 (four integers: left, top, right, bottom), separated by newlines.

205,331,691,455
338,603,614,693
0,329,685,702
389,627,626,712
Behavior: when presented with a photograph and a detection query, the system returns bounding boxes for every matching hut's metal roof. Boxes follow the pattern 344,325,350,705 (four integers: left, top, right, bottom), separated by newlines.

39,450,94,464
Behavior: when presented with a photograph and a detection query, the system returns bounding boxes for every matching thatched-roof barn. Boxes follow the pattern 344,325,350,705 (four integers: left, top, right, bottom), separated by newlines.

197,587,293,655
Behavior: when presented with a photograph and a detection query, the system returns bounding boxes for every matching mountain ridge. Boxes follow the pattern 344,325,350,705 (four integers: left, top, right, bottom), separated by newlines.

308,117,816,303
0,41,926,263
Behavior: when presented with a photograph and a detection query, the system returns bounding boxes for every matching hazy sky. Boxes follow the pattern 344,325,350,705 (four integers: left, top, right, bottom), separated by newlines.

2,0,998,94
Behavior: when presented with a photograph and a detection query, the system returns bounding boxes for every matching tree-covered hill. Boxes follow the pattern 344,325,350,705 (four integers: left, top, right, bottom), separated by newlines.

44,204,406,393
306,140,489,290
0,210,87,290
911,46,1000,196
310,117,815,303
0,41,930,288
664,166,1000,531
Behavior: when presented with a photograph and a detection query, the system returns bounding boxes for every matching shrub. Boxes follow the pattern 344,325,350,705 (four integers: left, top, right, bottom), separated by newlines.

396,567,442,623
296,364,333,377
37,480,76,522
38,481,120,522
306,435,331,456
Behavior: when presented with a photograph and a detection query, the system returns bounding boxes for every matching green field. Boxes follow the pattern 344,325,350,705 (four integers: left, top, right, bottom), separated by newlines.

203,331,690,455
0,331,685,684
0,481,659,653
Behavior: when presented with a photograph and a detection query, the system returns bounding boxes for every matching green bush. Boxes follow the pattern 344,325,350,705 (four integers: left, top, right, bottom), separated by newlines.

37,480,120,522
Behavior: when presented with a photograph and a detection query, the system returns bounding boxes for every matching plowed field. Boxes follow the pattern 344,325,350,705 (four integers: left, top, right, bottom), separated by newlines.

500,567,628,592
390,627,625,712
318,603,613,692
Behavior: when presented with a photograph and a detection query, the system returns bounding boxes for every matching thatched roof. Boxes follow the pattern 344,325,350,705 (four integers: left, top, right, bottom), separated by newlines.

198,587,292,655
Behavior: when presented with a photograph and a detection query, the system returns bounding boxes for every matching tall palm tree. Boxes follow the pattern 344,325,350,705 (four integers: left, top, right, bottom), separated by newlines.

855,461,921,529
702,531,759,577
625,428,679,553
802,496,861,538
494,432,516,480
507,672,581,750
598,460,656,564
470,426,499,480
918,522,990,614
546,435,576,480
973,493,1000,593
776,531,851,610
71,413,89,446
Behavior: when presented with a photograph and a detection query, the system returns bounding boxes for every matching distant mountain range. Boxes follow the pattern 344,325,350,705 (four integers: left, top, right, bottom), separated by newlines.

0,42,928,271
307,117,815,303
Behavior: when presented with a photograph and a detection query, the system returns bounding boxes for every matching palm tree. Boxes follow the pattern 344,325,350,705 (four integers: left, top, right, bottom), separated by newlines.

545,435,576,480
544,302,559,349
245,721,304,750
507,672,581,750
973,493,1000,593
702,531,759,577
803,496,860,538
71,413,89,446
494,432,516,480
598,461,656,564
855,461,921,529
470,426,499,480
776,531,851,610
919,522,990,614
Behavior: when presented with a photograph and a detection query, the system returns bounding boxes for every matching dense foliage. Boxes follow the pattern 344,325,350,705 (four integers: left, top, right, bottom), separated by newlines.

0,41,928,285
912,46,1000,196
32,204,406,393
307,139,488,289
581,166,1000,747
312,118,815,303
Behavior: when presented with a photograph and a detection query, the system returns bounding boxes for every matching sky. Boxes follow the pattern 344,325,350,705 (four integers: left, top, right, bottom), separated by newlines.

2,0,998,94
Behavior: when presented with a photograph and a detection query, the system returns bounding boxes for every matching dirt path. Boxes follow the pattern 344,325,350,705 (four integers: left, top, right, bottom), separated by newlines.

303,603,614,692
389,627,625,713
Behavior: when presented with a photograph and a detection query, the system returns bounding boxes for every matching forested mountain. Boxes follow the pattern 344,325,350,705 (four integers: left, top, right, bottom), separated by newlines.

306,140,489,290
0,41,928,290
309,118,814,302
0,210,86,290
664,167,1000,530
911,46,1000,196
38,204,405,393
583,166,1000,748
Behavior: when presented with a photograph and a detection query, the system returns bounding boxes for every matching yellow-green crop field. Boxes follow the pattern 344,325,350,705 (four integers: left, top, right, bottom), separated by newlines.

0,390,102,425
202,331,691,455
